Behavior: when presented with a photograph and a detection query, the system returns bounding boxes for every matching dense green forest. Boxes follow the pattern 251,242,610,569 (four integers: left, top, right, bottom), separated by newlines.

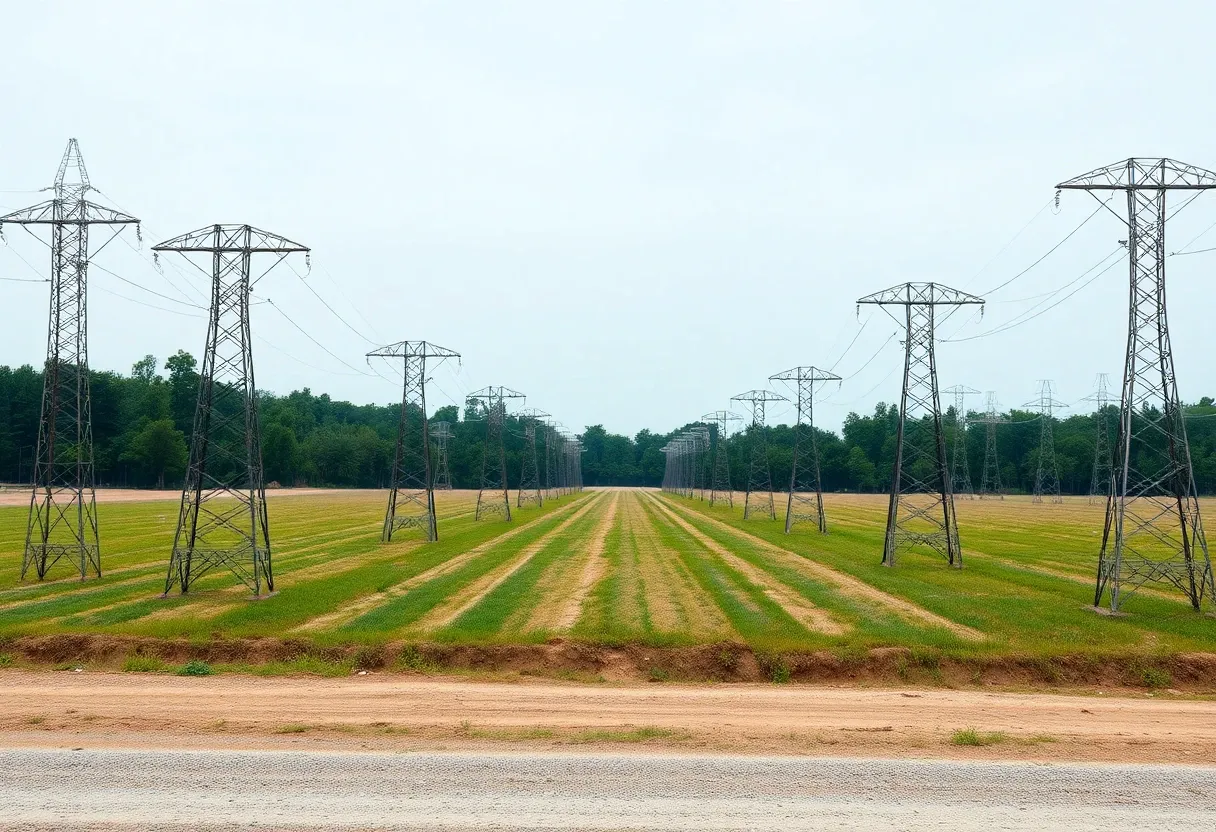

3,352,1216,493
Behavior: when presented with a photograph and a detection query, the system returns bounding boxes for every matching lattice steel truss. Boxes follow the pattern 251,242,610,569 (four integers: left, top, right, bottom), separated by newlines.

1084,374,1114,505
1058,158,1216,611
2,139,140,581
516,407,550,508
770,366,840,533
943,385,979,500
153,225,307,596
1025,380,1065,505
469,386,525,520
703,410,742,507
431,421,454,491
368,341,460,543
730,390,786,520
971,392,1007,500
858,283,983,567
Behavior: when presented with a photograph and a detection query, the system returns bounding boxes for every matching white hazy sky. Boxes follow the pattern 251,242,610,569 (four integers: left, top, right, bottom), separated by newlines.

3,1,1216,437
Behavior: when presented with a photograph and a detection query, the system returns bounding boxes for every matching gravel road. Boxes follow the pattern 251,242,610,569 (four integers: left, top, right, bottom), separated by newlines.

2,748,1213,830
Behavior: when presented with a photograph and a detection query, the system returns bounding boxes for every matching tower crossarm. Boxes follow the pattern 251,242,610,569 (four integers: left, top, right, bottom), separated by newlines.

769,366,842,384
1056,159,1216,192
366,340,461,362
857,282,985,307
152,224,309,253
730,390,787,426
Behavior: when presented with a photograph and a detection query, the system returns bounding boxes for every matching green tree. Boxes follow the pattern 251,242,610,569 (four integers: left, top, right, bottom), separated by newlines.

122,418,187,488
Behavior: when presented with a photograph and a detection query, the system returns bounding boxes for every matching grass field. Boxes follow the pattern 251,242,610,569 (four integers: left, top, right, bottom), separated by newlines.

0,488,1213,670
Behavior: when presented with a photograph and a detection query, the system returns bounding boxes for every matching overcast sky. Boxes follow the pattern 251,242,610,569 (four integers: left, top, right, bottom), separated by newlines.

3,1,1216,437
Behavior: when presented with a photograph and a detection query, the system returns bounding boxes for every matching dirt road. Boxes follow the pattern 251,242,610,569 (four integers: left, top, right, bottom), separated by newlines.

2,671,1215,764
3,748,1214,831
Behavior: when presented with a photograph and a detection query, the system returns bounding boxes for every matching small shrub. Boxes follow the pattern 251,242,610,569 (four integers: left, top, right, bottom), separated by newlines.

52,663,83,672
717,649,739,673
177,660,214,677
275,724,310,734
398,645,437,673
123,656,167,673
950,728,1007,747
352,644,386,671
1140,666,1172,689
0,654,13,669
647,666,670,683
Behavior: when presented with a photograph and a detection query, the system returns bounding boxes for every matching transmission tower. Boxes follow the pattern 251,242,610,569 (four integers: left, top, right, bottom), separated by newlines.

971,392,1007,500
691,426,711,500
1,139,140,580
431,421,454,491
858,283,984,567
153,224,307,596
544,421,565,498
1024,380,1065,504
703,410,742,507
943,385,980,500
469,386,525,520
1083,374,1114,505
730,390,786,520
516,407,549,508
1058,159,1216,611
367,341,460,543
770,366,841,533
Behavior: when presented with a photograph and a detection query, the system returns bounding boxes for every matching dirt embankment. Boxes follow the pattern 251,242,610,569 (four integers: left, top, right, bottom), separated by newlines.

3,670,1216,765
5,633,1216,692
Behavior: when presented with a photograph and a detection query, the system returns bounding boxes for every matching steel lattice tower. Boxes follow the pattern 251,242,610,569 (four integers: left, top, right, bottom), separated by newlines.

431,421,454,491
153,225,307,596
1,140,140,581
691,426,711,500
1084,374,1114,505
470,386,525,520
1058,158,1216,611
703,411,742,507
1025,380,1065,505
770,366,840,533
368,341,460,543
730,390,786,520
858,283,984,567
545,421,565,499
516,407,549,508
972,392,1007,501
943,385,979,500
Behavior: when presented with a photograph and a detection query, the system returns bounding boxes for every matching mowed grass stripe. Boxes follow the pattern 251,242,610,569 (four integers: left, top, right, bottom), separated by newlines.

637,495,820,649
660,493,986,642
434,495,612,640
336,494,596,636
645,494,847,636
521,490,623,633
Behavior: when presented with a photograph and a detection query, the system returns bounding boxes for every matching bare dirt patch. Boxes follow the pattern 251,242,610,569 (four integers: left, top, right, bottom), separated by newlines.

526,491,621,633
3,670,1216,764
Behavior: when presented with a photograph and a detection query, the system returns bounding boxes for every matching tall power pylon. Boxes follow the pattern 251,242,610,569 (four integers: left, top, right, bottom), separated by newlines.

730,390,786,520
858,283,984,568
770,366,841,533
1025,380,1065,505
943,385,980,499
972,392,1007,500
431,421,454,491
469,386,525,520
153,224,308,596
1083,374,1114,504
1,139,140,581
703,410,742,507
516,407,549,508
544,420,564,499
1059,159,1216,611
367,341,460,543
691,426,712,500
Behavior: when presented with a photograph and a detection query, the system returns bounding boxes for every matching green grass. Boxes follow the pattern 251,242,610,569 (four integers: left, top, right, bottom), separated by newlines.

950,728,1008,747
177,660,213,676
1,489,1213,668
568,726,690,744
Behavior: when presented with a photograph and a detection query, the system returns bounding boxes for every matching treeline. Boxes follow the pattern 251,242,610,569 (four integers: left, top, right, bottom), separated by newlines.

4,353,1216,494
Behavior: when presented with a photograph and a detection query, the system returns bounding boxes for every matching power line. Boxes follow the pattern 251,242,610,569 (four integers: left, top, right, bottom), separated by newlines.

287,260,377,346
90,260,206,308
264,298,375,377
94,285,203,318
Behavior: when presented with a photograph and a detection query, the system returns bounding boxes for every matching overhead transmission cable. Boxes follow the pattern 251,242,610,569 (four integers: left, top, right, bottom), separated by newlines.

264,298,375,377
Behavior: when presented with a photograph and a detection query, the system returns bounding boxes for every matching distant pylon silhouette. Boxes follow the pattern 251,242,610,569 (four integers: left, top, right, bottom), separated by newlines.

516,407,549,508
972,392,1007,501
730,390,786,520
943,385,979,500
1025,380,1065,504
1083,374,1114,505
703,410,741,507
770,366,840,533
470,386,525,520
431,421,454,491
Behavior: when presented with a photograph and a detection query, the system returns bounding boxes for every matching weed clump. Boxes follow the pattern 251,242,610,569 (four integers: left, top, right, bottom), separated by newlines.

178,660,214,677
397,645,438,673
123,656,167,673
950,728,1007,747
0,654,13,668
352,644,386,671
